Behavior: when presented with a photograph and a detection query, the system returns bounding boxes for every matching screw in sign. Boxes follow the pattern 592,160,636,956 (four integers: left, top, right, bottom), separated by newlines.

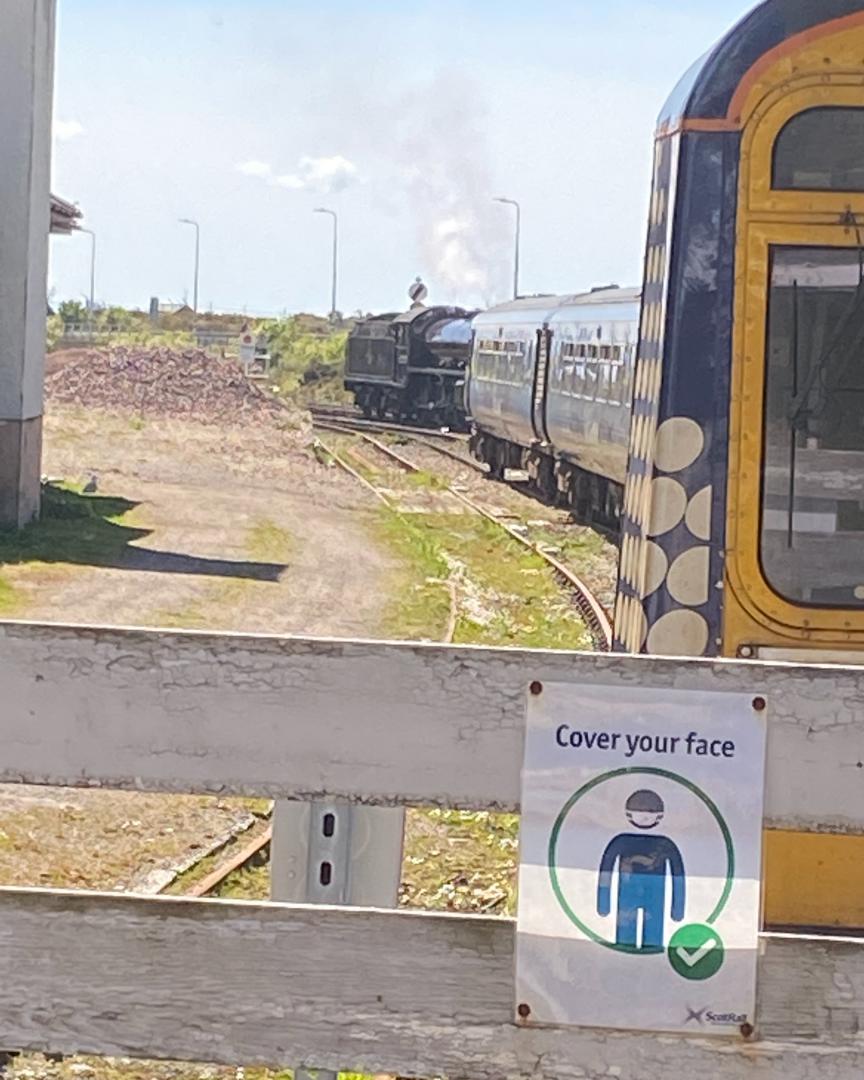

516,683,767,1036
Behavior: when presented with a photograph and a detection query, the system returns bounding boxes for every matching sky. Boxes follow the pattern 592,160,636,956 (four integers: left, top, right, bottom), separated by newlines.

49,0,758,317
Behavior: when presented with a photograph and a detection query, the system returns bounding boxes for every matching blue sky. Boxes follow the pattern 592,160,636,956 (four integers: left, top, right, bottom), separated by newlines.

50,0,757,316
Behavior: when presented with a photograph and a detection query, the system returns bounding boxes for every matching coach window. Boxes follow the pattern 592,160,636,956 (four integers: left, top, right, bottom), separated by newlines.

773,107,864,191
760,246,864,608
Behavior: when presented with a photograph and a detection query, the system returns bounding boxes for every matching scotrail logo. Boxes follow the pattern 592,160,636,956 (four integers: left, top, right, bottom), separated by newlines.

685,1006,747,1027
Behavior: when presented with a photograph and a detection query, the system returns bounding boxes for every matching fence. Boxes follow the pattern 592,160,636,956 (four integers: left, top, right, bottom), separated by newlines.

1,619,863,1078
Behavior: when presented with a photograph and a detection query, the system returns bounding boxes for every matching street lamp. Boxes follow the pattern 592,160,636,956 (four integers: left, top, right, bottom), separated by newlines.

77,227,96,313
314,207,338,318
178,218,200,313
494,196,521,300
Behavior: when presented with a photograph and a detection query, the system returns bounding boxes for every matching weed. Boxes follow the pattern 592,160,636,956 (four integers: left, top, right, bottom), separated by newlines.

374,509,590,651
247,520,294,563
373,510,452,641
404,469,448,491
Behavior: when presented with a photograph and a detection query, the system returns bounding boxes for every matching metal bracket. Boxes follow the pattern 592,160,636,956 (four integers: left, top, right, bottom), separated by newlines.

271,800,406,1080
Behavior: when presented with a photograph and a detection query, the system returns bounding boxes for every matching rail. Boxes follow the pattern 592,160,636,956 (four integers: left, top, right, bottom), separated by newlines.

316,421,614,650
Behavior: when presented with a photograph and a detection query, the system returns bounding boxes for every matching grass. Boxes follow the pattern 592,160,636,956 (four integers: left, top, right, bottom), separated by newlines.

404,469,448,491
0,483,144,615
373,510,453,642
402,809,519,915
375,509,591,652
0,576,21,616
247,520,294,562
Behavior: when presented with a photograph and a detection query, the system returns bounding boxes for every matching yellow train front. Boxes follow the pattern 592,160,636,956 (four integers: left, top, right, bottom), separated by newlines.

614,0,864,929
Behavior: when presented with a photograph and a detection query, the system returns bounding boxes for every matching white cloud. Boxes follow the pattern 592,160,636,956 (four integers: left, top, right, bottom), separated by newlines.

236,160,273,178
274,173,305,190
237,154,360,195
54,119,85,142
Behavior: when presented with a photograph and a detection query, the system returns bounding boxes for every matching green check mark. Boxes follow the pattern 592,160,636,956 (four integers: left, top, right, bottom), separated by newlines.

668,924,725,981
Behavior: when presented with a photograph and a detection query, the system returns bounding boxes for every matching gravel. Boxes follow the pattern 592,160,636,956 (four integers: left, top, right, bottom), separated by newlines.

45,347,291,424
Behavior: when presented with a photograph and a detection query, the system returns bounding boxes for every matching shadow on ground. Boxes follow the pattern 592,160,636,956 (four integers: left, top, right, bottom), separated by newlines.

0,484,287,582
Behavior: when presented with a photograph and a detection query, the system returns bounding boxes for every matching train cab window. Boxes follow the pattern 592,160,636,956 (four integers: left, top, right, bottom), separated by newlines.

773,107,864,191
761,246,864,608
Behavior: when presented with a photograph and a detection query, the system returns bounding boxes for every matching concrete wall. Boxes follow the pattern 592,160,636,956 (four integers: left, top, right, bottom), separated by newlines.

0,1,56,526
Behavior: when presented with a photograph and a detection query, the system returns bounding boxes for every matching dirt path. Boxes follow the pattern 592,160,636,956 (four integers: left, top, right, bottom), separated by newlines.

21,406,395,636
0,405,398,895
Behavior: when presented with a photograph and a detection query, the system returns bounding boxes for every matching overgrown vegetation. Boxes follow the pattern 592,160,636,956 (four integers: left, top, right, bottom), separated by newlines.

374,510,453,642
375,508,592,651
48,302,197,351
261,315,349,402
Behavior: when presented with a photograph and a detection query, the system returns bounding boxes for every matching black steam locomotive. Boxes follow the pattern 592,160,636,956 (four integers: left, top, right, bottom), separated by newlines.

344,305,477,429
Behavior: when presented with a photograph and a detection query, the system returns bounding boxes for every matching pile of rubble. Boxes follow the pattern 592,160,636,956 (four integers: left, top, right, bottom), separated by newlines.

45,347,291,424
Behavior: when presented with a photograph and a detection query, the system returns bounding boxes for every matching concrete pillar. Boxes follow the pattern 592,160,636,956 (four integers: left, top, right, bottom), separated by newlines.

0,1,56,528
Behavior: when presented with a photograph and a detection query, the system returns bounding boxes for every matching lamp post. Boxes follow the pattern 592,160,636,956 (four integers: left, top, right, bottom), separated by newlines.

77,227,96,314
494,196,521,300
314,207,338,318
178,217,200,313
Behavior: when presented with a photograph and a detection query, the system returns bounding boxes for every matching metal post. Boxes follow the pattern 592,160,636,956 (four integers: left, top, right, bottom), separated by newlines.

78,228,96,340
178,218,200,313
0,0,56,528
314,207,338,318
494,196,521,300
271,799,405,1080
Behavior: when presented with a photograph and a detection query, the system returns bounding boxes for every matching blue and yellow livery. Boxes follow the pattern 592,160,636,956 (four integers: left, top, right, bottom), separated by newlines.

615,0,864,928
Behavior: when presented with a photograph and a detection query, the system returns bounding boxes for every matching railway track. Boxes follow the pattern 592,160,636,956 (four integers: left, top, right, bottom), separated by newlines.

314,416,483,473
309,403,469,444
310,407,621,544
314,426,614,652
165,418,611,899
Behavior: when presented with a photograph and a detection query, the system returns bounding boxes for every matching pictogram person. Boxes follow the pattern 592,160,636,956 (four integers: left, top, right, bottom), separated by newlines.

596,790,686,950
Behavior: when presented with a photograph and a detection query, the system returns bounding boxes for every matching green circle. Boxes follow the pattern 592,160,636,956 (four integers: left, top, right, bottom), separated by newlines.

668,924,725,980
548,766,735,956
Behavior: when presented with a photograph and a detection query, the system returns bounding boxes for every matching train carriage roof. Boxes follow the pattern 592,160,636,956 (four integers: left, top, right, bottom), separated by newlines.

473,287,640,329
659,0,864,129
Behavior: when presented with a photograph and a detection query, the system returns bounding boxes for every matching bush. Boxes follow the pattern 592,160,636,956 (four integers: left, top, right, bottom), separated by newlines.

262,316,348,400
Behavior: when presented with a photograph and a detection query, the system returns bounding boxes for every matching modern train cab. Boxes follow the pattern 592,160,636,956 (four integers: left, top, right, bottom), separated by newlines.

613,0,864,930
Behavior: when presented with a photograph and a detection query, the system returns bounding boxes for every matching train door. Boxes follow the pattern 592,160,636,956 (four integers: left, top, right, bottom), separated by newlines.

530,327,552,443
725,59,864,930
726,89,864,657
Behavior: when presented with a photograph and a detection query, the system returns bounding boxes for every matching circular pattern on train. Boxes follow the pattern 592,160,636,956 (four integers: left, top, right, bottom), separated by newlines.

654,417,704,474
644,541,669,598
648,477,687,537
620,533,633,588
667,547,711,608
685,485,713,542
629,600,648,652
620,596,647,653
646,609,710,658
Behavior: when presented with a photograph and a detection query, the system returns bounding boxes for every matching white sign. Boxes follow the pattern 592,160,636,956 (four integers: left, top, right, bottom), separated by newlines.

239,327,256,368
516,682,767,1037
